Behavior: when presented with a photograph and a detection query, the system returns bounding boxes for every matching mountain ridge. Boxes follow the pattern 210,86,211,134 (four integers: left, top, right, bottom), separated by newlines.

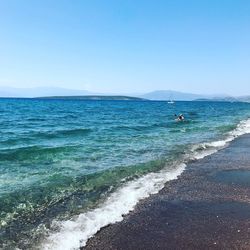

0,87,249,102
35,95,146,101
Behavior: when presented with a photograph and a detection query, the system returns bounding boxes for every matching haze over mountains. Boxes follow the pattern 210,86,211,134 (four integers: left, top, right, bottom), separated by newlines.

140,90,208,101
0,86,249,102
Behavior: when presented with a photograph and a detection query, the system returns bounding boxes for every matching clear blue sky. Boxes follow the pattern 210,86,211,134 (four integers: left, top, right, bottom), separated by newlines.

0,0,249,95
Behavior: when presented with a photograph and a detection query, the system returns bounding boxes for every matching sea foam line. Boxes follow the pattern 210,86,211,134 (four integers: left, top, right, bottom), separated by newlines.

40,118,250,250
191,118,250,159
41,164,186,250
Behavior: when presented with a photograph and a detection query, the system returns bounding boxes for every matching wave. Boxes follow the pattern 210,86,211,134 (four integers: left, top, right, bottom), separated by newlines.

35,128,92,139
0,128,92,150
109,120,200,132
39,118,250,250
0,145,79,161
40,164,186,250
191,118,250,160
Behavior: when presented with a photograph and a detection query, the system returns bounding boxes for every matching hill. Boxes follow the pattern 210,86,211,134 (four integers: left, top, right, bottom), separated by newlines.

195,97,239,102
36,95,146,101
238,96,250,102
141,90,206,101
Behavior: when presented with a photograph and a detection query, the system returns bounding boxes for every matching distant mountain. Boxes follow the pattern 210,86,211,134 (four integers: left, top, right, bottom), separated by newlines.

1,86,249,102
238,96,250,102
195,97,239,102
0,87,93,98
36,95,146,101
141,90,206,101
196,96,250,102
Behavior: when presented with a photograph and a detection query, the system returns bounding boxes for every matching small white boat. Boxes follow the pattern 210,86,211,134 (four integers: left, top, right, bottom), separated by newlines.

167,94,175,104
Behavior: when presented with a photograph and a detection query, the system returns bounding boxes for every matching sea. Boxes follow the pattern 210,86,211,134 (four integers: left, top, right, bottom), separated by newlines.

1,98,250,249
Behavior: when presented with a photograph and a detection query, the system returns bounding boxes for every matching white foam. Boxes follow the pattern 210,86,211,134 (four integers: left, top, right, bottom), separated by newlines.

40,164,186,250
229,118,250,137
40,118,250,250
192,118,250,160
192,148,218,160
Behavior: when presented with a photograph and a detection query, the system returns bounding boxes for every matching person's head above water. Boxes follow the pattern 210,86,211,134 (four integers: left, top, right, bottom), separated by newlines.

178,114,184,120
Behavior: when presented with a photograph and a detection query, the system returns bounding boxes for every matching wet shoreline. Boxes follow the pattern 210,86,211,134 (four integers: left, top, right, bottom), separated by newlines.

84,134,250,250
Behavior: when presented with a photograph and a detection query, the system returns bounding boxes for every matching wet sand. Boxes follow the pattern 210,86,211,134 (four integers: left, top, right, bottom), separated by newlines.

84,135,250,250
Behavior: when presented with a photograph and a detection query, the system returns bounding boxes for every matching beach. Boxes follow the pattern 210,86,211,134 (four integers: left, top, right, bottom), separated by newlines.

84,134,250,250
1,99,250,249
1,1,250,249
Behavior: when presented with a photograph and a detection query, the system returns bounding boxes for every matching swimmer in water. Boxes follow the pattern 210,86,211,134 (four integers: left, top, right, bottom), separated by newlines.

175,114,185,121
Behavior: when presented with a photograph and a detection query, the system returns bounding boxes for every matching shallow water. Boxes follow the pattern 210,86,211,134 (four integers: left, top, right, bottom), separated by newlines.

0,99,250,249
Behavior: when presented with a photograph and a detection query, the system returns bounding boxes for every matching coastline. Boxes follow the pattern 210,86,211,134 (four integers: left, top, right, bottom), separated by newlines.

84,134,250,250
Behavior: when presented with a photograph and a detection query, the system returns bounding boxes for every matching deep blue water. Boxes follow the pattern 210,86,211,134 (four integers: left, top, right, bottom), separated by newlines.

1,99,250,249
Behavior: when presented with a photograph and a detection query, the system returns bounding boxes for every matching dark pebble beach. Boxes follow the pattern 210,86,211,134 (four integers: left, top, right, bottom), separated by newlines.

84,134,250,250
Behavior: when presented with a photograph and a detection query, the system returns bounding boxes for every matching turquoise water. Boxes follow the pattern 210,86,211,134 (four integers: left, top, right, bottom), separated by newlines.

1,99,250,249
